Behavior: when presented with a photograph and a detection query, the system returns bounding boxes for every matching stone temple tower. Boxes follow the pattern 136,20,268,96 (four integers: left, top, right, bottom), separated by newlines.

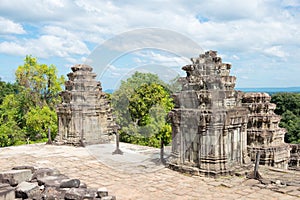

55,64,113,146
242,93,290,169
168,51,250,176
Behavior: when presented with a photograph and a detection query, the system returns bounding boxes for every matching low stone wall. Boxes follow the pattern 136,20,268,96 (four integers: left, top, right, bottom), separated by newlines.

0,166,116,200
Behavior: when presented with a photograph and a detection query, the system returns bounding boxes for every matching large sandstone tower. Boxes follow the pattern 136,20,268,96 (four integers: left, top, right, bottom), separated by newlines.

168,51,250,176
168,50,291,175
55,64,113,146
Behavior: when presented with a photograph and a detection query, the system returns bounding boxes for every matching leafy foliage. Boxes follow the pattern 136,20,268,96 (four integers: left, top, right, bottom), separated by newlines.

129,83,173,126
0,78,19,104
111,72,174,148
0,56,64,146
24,106,58,141
271,93,300,143
15,55,65,108
0,94,22,146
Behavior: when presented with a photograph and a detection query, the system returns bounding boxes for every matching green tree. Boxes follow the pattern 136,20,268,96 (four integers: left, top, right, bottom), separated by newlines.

112,72,169,128
129,83,173,126
129,83,173,147
24,105,58,141
15,55,65,108
271,93,300,143
0,56,65,146
0,94,22,146
0,78,19,104
111,72,174,148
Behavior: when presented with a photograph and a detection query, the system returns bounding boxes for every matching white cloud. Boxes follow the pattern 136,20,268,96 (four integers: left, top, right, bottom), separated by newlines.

195,0,265,21
105,64,133,78
281,0,300,7
0,0,299,87
232,55,240,60
0,35,90,58
1,0,299,56
0,41,26,55
0,17,25,34
133,51,190,67
263,46,288,58
0,0,73,21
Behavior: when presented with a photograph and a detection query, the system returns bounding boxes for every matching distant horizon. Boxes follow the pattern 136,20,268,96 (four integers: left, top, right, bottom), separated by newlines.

105,86,300,94
236,86,300,89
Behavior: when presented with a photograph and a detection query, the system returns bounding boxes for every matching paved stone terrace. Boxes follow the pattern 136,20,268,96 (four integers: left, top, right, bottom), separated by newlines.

0,143,299,200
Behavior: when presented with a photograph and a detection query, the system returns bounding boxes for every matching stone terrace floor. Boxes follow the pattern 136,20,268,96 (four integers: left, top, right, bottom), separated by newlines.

0,143,299,200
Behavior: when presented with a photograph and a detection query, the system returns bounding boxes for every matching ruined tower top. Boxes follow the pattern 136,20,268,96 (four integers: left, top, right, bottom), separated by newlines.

71,64,93,72
176,50,239,110
182,50,232,83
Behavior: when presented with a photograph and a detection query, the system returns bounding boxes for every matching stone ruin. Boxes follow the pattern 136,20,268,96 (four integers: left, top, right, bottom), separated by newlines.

55,64,114,146
242,93,290,169
168,50,291,176
0,166,115,200
168,50,250,176
53,52,297,176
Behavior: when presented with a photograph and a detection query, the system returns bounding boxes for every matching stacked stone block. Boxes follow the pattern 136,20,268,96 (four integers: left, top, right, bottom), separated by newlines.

55,64,114,146
242,93,290,169
0,166,116,200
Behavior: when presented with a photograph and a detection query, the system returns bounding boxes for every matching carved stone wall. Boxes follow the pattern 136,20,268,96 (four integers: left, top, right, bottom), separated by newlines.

168,51,250,176
55,64,113,146
242,93,290,169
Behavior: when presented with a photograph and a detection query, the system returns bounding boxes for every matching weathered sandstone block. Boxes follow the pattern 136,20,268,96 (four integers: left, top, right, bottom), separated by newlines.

15,181,40,199
0,184,14,200
0,169,32,186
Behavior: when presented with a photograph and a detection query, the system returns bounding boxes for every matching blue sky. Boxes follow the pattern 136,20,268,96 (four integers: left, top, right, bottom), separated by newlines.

0,0,299,90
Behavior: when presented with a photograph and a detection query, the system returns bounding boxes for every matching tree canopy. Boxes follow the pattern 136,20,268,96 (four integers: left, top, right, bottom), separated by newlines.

0,56,65,146
271,93,300,143
15,55,65,108
0,78,19,104
111,72,174,147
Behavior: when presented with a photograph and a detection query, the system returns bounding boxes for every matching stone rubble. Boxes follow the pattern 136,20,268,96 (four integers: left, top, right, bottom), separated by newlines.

0,169,32,186
0,166,116,200
15,181,40,199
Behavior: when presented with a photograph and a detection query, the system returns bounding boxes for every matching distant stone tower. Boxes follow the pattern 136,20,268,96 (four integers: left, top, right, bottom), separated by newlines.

242,93,290,169
55,64,113,146
168,51,250,176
